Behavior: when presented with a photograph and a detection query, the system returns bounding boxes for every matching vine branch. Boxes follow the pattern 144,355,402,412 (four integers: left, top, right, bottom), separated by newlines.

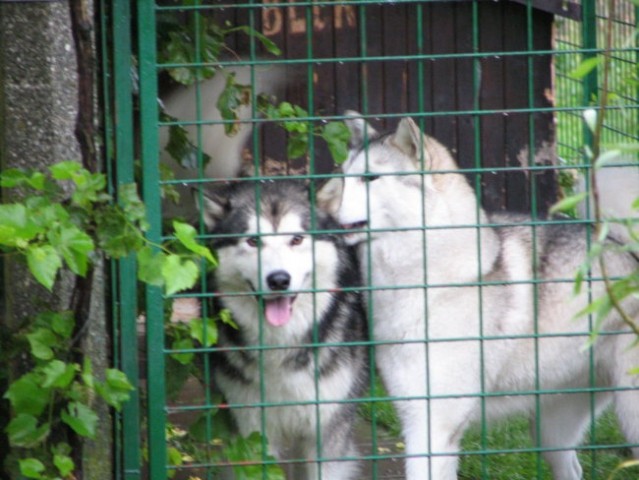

69,0,98,174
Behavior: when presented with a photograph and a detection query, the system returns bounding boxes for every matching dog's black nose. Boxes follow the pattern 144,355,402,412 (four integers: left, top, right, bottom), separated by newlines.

266,270,291,291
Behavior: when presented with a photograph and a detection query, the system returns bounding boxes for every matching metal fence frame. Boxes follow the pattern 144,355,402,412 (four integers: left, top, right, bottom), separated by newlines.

103,1,639,478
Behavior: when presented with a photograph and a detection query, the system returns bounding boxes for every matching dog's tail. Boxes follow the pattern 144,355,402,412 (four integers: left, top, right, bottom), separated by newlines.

577,155,639,242
159,65,288,220
160,65,287,180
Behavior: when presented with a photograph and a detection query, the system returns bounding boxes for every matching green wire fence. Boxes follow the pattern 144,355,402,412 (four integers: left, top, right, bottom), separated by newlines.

103,1,639,479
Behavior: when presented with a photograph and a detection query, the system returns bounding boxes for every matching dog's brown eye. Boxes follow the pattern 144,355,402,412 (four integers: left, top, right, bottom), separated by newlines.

290,235,304,246
364,174,380,182
246,237,260,247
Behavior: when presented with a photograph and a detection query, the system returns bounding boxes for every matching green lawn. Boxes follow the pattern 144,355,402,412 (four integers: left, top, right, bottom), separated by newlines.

459,410,638,480
360,382,638,480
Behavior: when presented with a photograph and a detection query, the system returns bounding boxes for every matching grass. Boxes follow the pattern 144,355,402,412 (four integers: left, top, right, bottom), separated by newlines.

459,410,638,480
360,379,638,480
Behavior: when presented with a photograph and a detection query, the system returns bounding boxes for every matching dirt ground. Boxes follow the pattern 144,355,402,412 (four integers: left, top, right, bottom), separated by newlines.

167,377,407,479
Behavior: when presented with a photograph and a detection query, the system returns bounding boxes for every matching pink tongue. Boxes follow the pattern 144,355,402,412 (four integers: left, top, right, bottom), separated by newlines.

265,297,293,327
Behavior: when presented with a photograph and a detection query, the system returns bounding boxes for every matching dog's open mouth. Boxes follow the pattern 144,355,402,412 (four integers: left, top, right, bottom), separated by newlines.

263,295,297,327
341,221,368,231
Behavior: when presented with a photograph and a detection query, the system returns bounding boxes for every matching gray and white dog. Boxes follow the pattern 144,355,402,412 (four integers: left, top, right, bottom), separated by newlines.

320,112,639,480
201,180,369,480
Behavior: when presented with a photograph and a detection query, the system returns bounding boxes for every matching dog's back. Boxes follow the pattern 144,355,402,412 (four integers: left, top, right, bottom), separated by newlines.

331,113,639,480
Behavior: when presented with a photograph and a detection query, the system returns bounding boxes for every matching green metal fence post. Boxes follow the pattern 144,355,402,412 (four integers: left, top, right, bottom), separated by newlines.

138,1,168,478
112,0,142,477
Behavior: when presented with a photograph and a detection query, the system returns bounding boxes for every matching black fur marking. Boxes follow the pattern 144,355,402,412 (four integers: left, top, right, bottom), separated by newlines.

207,180,326,249
206,180,368,397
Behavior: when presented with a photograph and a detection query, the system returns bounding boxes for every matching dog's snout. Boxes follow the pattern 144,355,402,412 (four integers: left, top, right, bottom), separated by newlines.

266,270,291,291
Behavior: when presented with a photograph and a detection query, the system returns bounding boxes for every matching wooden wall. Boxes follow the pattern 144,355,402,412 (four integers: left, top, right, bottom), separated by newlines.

217,0,559,214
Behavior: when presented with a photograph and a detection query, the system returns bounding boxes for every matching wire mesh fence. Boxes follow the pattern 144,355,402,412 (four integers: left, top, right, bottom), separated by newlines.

105,1,639,479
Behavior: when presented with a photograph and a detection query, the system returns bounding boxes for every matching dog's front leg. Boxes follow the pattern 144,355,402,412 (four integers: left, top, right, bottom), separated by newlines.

379,341,477,480
398,397,471,480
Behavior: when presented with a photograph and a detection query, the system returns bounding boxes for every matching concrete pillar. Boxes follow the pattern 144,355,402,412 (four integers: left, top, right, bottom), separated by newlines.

0,3,112,478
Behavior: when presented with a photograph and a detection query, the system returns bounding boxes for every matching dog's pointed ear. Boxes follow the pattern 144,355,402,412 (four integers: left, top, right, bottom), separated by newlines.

315,177,343,216
393,117,423,160
394,117,459,172
344,110,379,149
193,186,229,230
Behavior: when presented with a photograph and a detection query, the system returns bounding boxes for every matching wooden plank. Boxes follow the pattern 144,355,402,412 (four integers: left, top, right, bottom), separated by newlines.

531,8,558,213
509,0,581,20
454,1,477,176
363,4,385,122
382,3,408,127
478,1,506,211
430,2,458,155
407,3,434,135
333,3,360,117
310,5,337,174
402,0,581,20
260,1,288,170
502,0,531,213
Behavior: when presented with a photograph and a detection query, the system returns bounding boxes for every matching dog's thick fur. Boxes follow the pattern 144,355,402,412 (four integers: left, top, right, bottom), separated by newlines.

321,113,639,480
202,180,368,480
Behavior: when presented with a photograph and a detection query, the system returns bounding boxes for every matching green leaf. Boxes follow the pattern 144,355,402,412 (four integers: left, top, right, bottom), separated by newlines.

71,171,108,208
233,25,282,56
189,317,218,347
119,183,148,230
49,160,82,180
287,132,309,159
216,73,252,135
95,369,134,411
167,446,184,467
0,203,41,247
42,360,76,389
137,246,167,286
61,401,98,438
173,221,216,264
219,308,238,330
6,414,50,448
53,453,75,477
593,149,624,169
164,121,211,170
48,225,95,276
106,368,134,391
26,245,62,291
0,168,30,187
322,121,351,164
96,206,144,258
277,101,297,118
82,357,94,389
27,171,47,190
225,432,285,480
549,192,588,215
170,337,195,365
19,458,45,479
162,254,199,295
26,327,59,361
0,169,48,191
569,55,602,79
4,374,50,416
50,311,75,339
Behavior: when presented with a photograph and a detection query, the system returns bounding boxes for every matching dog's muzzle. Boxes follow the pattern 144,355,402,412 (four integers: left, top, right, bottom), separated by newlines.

341,221,368,231
250,270,297,328
340,221,370,245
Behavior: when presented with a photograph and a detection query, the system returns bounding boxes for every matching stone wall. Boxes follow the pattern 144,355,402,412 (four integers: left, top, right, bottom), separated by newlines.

0,3,112,478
